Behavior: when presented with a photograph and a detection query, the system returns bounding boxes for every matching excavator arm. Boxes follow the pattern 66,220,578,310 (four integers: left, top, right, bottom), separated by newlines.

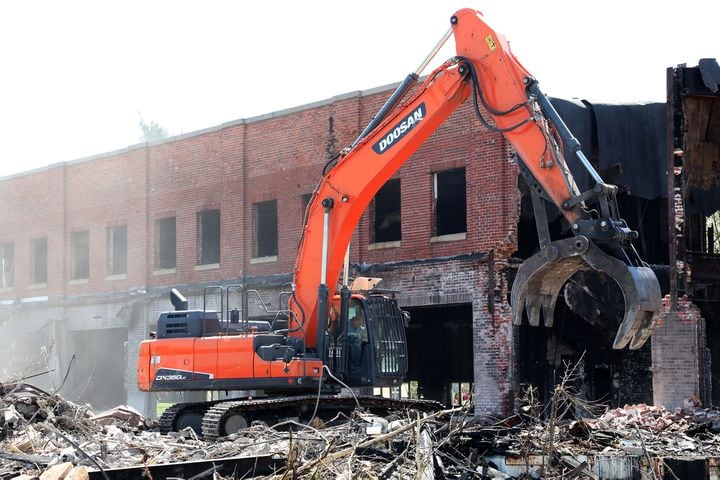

289,8,661,353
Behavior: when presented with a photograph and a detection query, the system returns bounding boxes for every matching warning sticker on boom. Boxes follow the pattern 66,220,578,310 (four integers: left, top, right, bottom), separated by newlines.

485,34,497,52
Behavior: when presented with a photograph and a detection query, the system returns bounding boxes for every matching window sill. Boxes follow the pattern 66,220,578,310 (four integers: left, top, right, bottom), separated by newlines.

28,283,47,290
153,268,177,276
368,240,401,250
250,256,278,265
0,287,13,293
69,278,89,285
106,273,127,281
195,263,220,271
430,232,467,243
21,296,48,304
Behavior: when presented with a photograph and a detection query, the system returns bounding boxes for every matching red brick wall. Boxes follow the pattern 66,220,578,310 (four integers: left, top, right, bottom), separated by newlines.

359,99,517,263
0,167,65,299
0,84,518,302
146,128,244,287
64,148,148,295
651,295,707,409
244,102,337,277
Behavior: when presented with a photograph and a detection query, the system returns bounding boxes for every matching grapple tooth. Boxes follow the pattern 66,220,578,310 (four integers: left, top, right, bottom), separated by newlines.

629,309,660,350
541,294,558,327
511,237,589,327
511,236,662,350
614,267,661,350
524,295,542,326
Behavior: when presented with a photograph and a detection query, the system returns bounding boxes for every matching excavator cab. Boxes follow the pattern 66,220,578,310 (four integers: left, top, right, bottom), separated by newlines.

329,294,408,388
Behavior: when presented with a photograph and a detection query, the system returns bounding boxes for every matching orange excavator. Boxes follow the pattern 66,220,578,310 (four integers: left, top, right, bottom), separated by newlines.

138,8,662,437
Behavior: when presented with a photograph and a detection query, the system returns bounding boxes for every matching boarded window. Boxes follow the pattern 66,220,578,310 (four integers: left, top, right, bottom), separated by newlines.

253,200,278,258
197,209,221,265
434,168,467,236
0,243,14,288
156,217,176,269
71,231,89,280
107,225,128,275
31,237,47,284
373,179,401,243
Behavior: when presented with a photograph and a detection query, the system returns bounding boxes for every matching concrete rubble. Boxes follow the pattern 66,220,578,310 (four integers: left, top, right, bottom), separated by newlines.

4,381,720,479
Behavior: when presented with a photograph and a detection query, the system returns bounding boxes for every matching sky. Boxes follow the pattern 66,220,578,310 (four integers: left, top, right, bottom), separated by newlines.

0,1,717,178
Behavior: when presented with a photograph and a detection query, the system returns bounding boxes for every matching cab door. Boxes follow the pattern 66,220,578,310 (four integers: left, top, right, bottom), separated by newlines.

364,295,408,387
344,299,373,387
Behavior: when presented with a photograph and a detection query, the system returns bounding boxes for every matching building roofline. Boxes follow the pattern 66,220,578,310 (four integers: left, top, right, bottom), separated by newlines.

0,81,401,182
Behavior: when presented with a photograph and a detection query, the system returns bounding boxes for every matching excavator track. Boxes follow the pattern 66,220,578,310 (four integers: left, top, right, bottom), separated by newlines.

158,400,222,434
200,395,444,440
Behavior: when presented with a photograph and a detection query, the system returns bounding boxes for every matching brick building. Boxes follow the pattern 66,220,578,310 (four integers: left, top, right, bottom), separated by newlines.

0,67,715,417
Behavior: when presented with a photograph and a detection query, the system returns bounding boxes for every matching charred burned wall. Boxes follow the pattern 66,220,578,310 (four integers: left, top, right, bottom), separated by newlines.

515,282,655,410
514,98,670,408
666,59,720,407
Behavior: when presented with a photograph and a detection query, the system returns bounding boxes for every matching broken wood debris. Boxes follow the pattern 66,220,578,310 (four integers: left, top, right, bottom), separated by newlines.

6,381,720,479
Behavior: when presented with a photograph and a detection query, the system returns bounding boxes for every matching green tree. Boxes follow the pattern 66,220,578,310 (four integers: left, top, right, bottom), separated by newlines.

138,113,169,142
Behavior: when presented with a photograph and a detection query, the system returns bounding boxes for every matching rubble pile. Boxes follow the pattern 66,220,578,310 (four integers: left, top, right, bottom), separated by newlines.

561,401,720,458
1,382,474,479
5,381,720,479
1,382,100,478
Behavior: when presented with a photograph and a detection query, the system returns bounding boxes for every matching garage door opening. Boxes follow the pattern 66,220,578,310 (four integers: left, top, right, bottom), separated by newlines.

66,327,128,410
403,304,473,406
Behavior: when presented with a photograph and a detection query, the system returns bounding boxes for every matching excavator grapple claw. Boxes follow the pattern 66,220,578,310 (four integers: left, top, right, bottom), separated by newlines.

511,236,662,350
